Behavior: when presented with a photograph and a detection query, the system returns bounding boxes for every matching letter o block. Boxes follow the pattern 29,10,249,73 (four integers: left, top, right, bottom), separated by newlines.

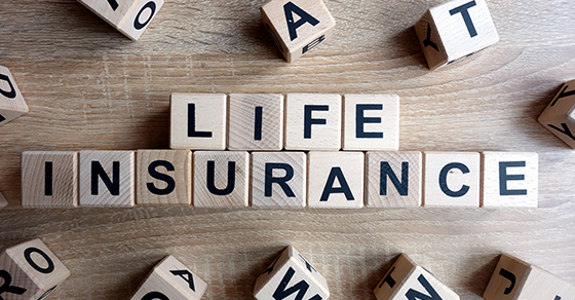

0,65,29,127
538,79,575,148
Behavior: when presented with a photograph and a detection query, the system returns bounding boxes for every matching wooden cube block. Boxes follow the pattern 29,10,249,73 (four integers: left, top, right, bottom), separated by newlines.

343,94,400,151
374,254,459,300
251,152,306,208
483,254,575,300
423,152,480,207
307,151,364,208
414,0,499,70
21,151,79,208
366,151,423,208
136,150,192,206
254,246,329,300
285,94,342,151
193,151,249,207
0,65,28,126
130,255,207,300
170,93,227,150
0,191,7,210
77,0,164,40
0,238,70,300
481,152,538,208
79,150,135,207
538,79,575,148
261,0,336,62
228,94,284,151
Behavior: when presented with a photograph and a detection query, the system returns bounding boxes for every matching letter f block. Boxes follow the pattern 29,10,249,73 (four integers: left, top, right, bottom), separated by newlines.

538,79,575,149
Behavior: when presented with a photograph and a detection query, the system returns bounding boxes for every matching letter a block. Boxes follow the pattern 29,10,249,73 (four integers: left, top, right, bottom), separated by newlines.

374,254,460,300
254,246,329,300
414,0,499,70
538,79,575,148
0,65,29,127
0,239,70,300
483,254,575,300
261,0,336,62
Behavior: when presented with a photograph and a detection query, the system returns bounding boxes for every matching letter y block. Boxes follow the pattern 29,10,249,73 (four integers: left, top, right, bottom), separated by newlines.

538,79,575,149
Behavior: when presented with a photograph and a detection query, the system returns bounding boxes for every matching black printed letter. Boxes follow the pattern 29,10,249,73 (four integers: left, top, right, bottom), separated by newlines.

265,163,295,197
449,1,478,37
147,160,176,195
439,162,470,197
283,2,320,41
91,161,120,196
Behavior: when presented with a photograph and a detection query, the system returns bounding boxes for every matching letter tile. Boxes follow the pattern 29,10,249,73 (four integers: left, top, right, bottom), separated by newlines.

0,65,28,126
137,150,192,205
538,79,575,148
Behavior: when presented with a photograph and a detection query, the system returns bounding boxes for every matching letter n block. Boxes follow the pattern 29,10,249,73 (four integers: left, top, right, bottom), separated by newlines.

254,246,329,300
414,0,499,70
538,79,575,148
0,65,29,126
374,254,459,300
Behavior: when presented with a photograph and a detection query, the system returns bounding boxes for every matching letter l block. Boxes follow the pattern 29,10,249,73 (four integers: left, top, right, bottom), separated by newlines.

538,79,575,148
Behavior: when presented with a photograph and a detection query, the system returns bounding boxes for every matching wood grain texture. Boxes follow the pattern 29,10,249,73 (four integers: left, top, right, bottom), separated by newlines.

537,79,575,149
0,65,28,126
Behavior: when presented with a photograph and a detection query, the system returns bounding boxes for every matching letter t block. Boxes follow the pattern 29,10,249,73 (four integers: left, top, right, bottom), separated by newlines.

538,79,575,148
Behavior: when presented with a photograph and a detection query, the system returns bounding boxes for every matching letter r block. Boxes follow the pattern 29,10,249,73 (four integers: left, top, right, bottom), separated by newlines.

538,79,575,148
0,65,29,127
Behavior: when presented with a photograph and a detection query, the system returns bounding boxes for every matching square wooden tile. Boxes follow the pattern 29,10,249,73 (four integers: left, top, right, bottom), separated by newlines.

137,150,192,205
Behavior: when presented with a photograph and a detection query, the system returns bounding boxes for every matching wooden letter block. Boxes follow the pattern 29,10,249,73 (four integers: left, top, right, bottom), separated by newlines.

0,65,28,126
481,152,538,208
307,151,364,208
483,254,575,300
374,254,459,300
21,151,78,208
137,150,192,206
0,191,7,210
170,93,227,150
254,246,329,300
261,0,336,62
423,152,480,207
0,238,70,300
343,94,400,151
285,94,342,151
414,0,499,70
366,151,422,208
538,79,575,148
79,150,135,207
228,94,284,151
193,151,249,207
251,152,306,208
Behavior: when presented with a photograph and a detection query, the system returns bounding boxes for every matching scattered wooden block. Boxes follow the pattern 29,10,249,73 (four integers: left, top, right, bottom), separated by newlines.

483,254,575,300
0,191,7,210
261,0,336,62
254,246,329,300
193,151,249,207
538,79,575,148
21,151,79,208
374,254,460,300
0,65,28,126
79,150,135,207
137,150,192,206
284,94,342,151
228,94,284,151
414,0,499,70
481,152,538,208
307,151,364,208
170,93,227,150
0,238,70,300
366,151,422,207
423,152,480,207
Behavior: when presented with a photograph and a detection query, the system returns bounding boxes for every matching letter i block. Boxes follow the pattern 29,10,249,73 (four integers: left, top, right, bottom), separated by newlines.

483,254,575,300
261,0,336,62
0,239,70,300
538,79,575,148
374,254,460,300
254,246,329,300
414,0,499,70
0,65,29,126
130,255,207,300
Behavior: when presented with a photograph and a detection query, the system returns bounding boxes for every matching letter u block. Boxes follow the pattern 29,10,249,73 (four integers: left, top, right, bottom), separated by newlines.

538,79,575,149
0,65,29,126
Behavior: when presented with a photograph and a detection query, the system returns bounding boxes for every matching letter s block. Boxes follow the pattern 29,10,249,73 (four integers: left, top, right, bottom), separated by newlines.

0,65,29,127
538,79,575,149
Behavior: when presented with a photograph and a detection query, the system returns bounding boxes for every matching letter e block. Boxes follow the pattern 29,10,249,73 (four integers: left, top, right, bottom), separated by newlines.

0,65,29,126
538,79,575,148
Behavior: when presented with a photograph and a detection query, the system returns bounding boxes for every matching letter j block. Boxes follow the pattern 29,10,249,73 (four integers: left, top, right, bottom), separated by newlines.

538,79,575,148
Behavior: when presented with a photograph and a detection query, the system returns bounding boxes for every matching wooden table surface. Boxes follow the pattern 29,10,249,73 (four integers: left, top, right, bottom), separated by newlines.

1,0,574,299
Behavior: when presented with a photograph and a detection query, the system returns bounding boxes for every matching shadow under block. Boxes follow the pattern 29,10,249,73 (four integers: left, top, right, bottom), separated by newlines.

414,0,499,70
261,0,336,62
0,191,7,210
228,94,284,151
251,152,307,208
366,151,422,207
0,65,29,126
0,239,70,300
136,150,192,205
285,94,342,150
538,79,575,148
254,246,329,300
482,152,538,208
77,0,164,40
170,93,227,150
483,254,575,300
374,254,460,300
307,151,364,208
193,151,249,207
423,152,480,207
130,255,207,300
21,151,78,208
79,150,135,207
